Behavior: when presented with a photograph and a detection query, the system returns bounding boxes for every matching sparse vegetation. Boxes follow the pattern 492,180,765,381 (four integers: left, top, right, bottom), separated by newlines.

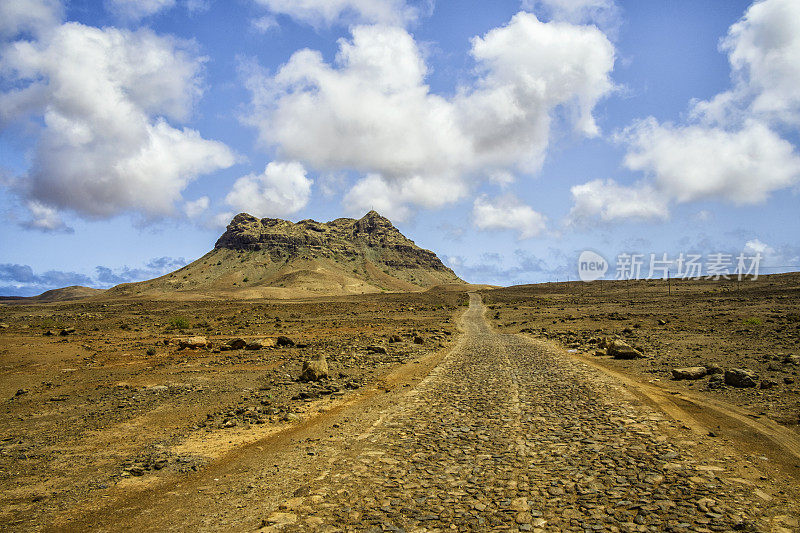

166,317,190,331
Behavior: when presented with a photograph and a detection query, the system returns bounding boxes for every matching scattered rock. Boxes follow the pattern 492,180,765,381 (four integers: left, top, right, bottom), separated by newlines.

760,378,778,390
784,377,795,384
388,334,402,343
0,323,8,329
178,336,210,350
705,363,723,375
783,355,799,365
14,388,28,396
367,345,387,354
225,338,247,350
657,319,667,325
59,327,76,336
607,339,642,359
44,330,56,336
594,349,606,357
246,340,264,350
724,368,758,388
672,367,707,380
413,336,424,345
276,336,295,347
300,355,329,382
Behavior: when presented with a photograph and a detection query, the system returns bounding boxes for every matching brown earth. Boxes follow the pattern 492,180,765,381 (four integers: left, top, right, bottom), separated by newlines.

0,287,469,530
0,273,799,531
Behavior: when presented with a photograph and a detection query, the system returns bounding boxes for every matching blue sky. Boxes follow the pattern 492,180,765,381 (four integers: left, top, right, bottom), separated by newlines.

1,0,799,295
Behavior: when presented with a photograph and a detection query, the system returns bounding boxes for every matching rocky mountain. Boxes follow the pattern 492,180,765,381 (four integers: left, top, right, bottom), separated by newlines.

110,211,464,299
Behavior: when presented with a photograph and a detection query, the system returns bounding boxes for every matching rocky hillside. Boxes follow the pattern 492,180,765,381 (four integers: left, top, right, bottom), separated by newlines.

110,211,464,299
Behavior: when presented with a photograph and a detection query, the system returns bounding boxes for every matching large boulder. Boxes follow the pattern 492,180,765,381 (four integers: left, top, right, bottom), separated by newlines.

672,367,707,380
299,355,329,382
607,340,642,359
178,336,210,349
724,368,758,388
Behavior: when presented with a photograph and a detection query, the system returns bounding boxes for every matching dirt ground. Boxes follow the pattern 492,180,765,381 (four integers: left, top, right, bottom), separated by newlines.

1,273,800,531
0,288,468,530
479,272,800,435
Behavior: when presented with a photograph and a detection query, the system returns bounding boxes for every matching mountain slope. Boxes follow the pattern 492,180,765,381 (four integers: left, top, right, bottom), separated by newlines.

109,211,464,299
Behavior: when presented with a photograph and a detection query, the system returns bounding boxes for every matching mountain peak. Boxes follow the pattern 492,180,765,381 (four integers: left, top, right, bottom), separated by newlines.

112,210,463,298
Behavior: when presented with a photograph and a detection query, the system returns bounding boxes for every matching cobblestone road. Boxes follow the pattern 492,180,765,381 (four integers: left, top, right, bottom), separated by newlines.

266,294,795,532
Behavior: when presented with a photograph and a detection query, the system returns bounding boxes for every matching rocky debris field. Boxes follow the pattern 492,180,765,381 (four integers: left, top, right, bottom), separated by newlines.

0,289,466,531
481,273,800,433
254,295,799,532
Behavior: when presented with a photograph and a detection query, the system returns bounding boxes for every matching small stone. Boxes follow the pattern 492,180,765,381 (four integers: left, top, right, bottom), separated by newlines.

760,378,778,389
672,366,707,380
300,355,329,382
607,339,642,359
178,336,210,350
226,338,247,350
276,336,295,347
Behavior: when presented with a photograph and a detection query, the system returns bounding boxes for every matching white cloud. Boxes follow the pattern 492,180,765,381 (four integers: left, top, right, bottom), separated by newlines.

225,161,312,218
571,0,800,226
693,0,800,127
252,15,278,33
183,196,210,218
22,200,73,233
0,22,235,221
105,0,176,20
623,118,800,205
210,211,235,229
343,173,468,221
472,194,547,239
568,179,669,224
245,13,615,218
251,0,419,27
523,0,621,37
0,0,62,38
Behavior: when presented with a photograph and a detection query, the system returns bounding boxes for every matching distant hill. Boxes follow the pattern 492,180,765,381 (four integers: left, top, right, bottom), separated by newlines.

107,211,464,299
0,286,106,304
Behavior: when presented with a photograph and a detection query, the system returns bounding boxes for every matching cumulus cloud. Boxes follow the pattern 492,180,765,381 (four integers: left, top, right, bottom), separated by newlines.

472,194,547,239
692,0,800,127
105,0,176,20
21,200,73,233
251,0,420,27
567,179,668,224
0,22,235,223
225,161,312,218
0,0,62,38
183,196,210,218
622,118,800,205
245,13,615,218
570,0,800,225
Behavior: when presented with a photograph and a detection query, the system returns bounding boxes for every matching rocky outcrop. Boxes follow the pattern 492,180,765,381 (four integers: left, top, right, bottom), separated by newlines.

214,211,456,274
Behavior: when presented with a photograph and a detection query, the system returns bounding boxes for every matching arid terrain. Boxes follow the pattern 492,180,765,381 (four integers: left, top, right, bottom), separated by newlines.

0,275,799,531
0,288,468,530
2,214,799,532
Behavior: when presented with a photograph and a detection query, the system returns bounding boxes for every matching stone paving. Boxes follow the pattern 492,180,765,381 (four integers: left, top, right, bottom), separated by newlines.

265,294,793,532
